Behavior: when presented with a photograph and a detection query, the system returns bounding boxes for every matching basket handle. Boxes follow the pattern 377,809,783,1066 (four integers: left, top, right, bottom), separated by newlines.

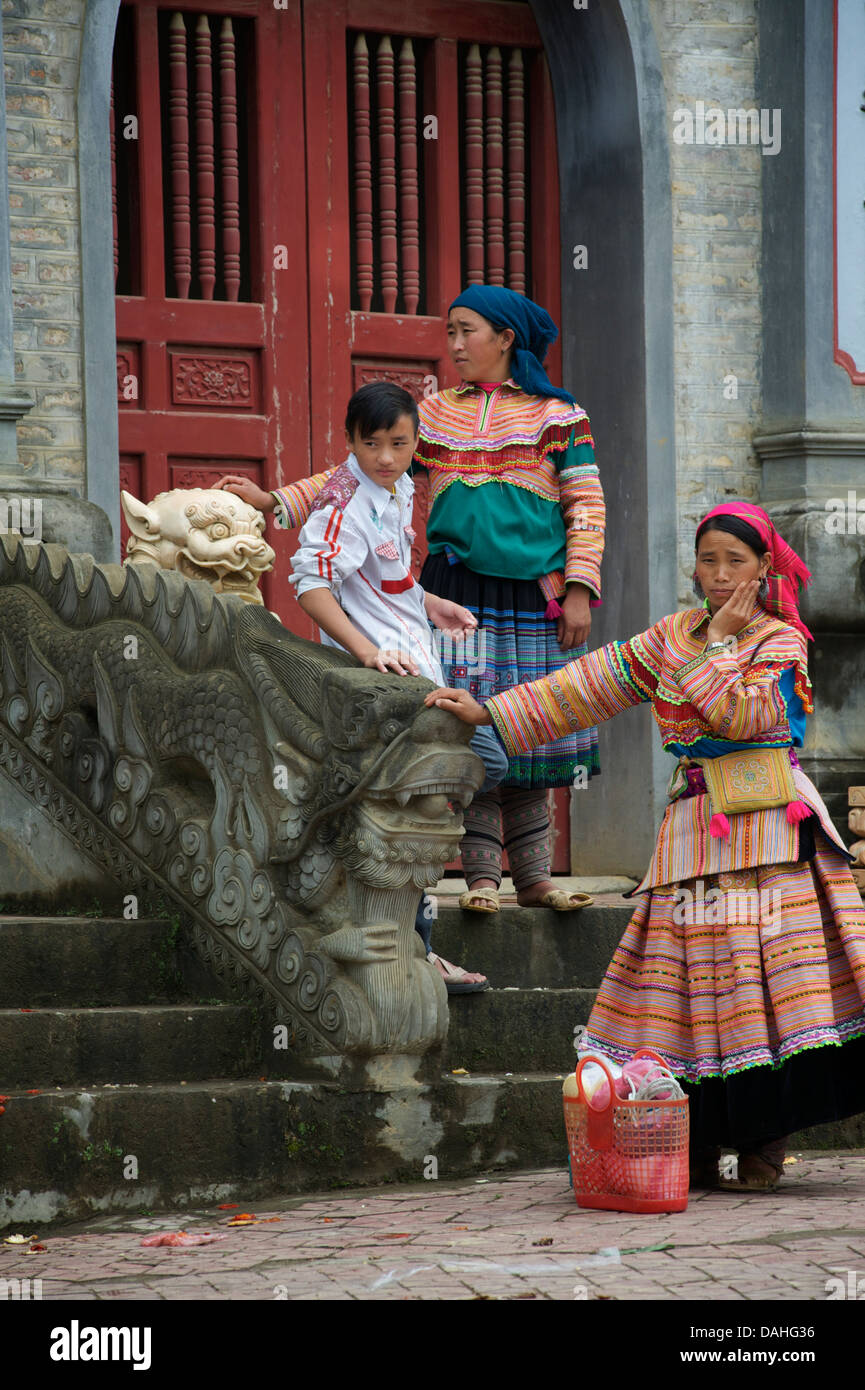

574,1054,618,1109
574,1054,617,1150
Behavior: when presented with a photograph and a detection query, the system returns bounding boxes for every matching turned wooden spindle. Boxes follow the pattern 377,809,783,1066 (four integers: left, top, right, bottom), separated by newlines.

219,17,241,302
353,34,374,311
168,12,191,299
377,36,398,313
465,43,485,284
507,48,526,293
195,15,216,300
485,46,505,286
398,37,420,315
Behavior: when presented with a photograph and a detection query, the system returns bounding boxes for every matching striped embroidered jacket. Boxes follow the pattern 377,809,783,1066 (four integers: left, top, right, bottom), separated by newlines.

416,380,604,599
485,605,849,889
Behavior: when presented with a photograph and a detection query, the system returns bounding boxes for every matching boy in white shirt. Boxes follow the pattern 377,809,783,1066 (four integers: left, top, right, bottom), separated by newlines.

218,382,507,993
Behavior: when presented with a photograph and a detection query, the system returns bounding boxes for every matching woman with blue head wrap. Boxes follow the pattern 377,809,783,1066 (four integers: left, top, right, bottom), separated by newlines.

413,284,606,912
447,284,576,406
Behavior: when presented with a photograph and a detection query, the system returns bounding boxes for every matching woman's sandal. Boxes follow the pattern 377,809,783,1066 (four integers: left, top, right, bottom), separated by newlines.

536,890,594,911
717,1152,784,1192
459,887,500,913
427,952,490,995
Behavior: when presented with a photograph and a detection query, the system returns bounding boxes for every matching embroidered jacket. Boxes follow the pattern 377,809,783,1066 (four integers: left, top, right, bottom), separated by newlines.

485,606,849,888
289,453,443,683
416,380,604,598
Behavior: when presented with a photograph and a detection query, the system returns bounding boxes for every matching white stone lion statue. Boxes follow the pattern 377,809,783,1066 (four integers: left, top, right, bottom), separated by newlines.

121,487,276,605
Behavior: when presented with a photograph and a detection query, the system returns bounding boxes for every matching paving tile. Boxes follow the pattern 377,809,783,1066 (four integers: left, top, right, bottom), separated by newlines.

6,1155,865,1300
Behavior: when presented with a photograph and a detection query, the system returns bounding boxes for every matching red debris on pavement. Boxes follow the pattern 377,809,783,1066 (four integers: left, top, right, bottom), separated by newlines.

141,1232,227,1247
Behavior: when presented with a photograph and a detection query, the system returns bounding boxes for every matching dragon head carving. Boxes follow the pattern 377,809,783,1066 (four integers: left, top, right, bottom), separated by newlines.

233,606,483,888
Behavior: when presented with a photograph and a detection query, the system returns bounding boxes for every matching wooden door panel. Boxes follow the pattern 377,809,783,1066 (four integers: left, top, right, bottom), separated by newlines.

113,0,312,633
307,0,568,872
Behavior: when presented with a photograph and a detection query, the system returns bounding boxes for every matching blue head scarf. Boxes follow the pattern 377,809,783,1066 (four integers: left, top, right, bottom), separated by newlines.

449,285,576,406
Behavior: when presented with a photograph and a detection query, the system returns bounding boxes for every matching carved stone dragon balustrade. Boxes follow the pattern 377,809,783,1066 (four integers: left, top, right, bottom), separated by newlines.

0,536,483,1068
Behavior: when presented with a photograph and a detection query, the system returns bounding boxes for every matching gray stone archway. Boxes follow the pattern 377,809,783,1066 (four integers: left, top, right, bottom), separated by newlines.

76,0,676,872
531,0,677,875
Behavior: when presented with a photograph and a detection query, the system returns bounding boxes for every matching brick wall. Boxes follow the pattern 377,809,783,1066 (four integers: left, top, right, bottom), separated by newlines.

2,0,86,493
648,0,763,605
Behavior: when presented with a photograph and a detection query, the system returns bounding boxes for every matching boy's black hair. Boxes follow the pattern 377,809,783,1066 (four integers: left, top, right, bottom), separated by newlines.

345,381,419,439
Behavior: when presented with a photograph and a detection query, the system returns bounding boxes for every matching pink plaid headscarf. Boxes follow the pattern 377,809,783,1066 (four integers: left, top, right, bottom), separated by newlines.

698,502,813,641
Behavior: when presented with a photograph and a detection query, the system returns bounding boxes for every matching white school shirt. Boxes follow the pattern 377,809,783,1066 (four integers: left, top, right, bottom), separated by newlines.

289,453,445,683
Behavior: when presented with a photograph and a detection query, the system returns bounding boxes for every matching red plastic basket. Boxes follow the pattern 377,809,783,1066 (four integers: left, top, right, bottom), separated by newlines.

564,1049,689,1213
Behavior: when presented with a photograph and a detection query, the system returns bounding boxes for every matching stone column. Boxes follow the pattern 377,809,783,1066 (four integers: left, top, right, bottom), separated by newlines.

530,0,678,877
0,6,115,560
0,22,35,475
755,0,865,833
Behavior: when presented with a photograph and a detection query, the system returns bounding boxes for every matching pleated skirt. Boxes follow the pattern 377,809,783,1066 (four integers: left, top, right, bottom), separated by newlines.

580,834,865,1148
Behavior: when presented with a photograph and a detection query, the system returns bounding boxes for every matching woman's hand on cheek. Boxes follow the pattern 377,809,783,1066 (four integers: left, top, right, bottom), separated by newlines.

705,579,761,645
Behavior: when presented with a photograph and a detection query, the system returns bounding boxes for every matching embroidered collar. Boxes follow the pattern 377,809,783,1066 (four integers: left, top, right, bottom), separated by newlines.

692,602,711,631
344,453,410,518
453,377,522,396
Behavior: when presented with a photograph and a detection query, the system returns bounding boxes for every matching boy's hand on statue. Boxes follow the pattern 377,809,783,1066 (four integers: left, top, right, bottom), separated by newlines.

425,594,478,639
213,475,275,512
361,647,419,677
557,585,591,650
423,688,491,724
706,579,761,644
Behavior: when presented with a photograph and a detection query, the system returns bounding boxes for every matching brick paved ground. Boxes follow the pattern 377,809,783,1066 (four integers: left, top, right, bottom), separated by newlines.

3,1152,865,1302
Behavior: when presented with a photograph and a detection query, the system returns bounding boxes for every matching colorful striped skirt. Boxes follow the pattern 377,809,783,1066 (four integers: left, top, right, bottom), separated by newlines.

420,552,600,790
581,833,865,1148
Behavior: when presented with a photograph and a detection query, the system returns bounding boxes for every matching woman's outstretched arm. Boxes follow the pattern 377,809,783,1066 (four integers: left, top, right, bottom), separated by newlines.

426,634,659,754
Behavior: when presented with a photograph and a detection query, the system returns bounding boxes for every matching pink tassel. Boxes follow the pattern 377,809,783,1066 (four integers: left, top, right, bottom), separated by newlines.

545,598,564,620
709,812,731,839
786,799,810,825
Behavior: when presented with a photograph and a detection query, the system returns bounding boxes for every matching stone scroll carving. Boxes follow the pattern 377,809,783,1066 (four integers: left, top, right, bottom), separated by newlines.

0,535,483,1060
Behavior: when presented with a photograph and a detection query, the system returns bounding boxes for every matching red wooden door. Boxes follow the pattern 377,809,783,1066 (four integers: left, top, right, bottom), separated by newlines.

112,0,569,868
303,0,561,571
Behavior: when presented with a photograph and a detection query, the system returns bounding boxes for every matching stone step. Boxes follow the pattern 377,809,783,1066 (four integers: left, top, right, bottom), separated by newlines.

445,988,591,1073
0,1005,259,1087
1,1073,860,1230
0,917,190,1007
0,1074,569,1228
430,903,632,990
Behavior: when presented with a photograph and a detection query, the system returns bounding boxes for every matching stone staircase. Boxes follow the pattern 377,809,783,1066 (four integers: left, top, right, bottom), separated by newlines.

2,901,863,1229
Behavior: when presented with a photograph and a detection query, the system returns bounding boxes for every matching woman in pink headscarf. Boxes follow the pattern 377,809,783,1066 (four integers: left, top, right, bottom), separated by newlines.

427,502,865,1192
